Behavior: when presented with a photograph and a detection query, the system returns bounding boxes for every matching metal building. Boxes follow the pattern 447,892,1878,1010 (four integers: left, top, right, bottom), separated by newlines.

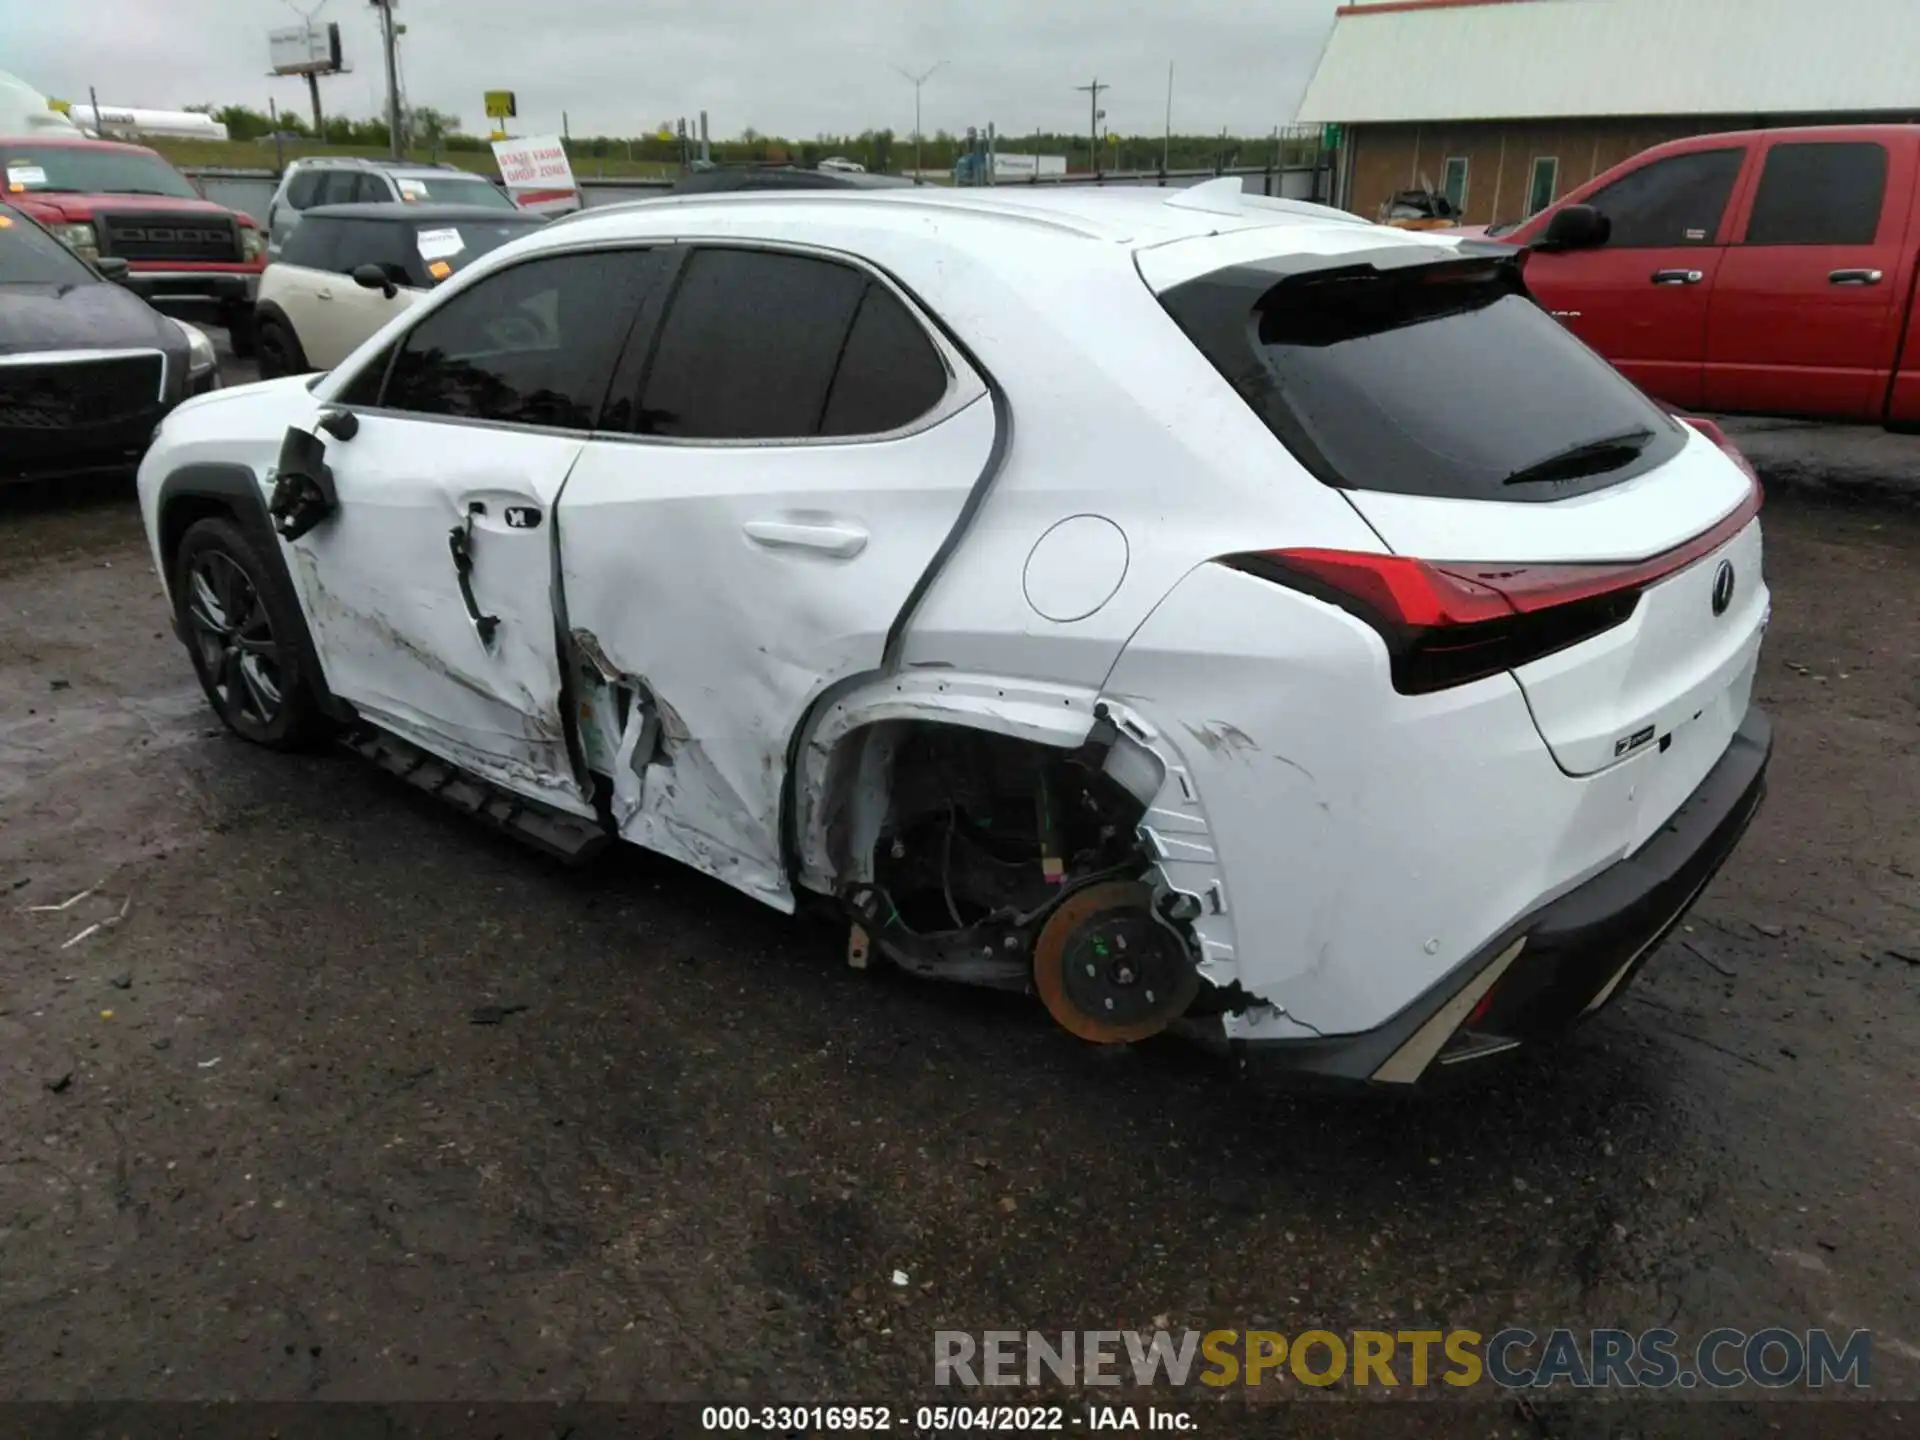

1295,0,1920,227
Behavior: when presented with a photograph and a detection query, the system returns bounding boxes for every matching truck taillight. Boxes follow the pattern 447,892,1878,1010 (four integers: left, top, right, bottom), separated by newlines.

1221,481,1763,695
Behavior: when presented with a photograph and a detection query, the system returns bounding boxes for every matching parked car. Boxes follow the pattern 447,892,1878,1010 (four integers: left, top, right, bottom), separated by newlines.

1497,124,1920,424
135,181,1770,1085
2,201,217,486
667,164,913,194
253,203,548,378
265,157,517,260
1,134,265,356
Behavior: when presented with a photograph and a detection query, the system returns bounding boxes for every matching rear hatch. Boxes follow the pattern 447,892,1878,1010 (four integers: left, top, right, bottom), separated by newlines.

1146,235,1765,782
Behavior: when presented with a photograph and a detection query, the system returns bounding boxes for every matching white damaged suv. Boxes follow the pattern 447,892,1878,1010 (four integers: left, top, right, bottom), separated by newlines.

136,181,1771,1083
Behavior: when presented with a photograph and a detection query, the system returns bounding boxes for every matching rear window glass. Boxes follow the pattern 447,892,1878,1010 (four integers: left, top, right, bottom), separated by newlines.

1159,252,1687,503
396,174,515,209
409,217,543,282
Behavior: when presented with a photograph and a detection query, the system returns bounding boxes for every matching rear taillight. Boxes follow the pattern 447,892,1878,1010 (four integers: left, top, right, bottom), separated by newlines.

1222,481,1763,695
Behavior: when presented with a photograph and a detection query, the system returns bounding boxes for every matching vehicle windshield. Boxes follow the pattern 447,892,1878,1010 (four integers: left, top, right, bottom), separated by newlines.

411,217,545,280
0,205,94,284
1,144,200,199
1159,252,1688,502
395,173,516,209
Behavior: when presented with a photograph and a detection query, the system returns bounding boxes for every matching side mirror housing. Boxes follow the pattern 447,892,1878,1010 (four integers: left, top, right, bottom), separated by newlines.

351,262,398,299
94,256,131,284
1535,203,1610,252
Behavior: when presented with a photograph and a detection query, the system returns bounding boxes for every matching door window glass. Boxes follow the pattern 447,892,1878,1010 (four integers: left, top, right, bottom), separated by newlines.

314,171,362,206
334,217,419,284
279,216,343,272
638,249,866,439
636,248,948,440
1442,157,1469,215
1584,148,1743,247
379,251,649,429
1527,157,1559,216
1744,142,1887,246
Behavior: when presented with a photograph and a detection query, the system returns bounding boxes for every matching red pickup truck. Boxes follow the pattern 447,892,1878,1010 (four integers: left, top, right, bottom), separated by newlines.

1503,124,1920,426
2,134,265,355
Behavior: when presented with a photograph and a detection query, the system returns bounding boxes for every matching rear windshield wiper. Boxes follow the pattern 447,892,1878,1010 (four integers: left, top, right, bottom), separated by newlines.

1501,427,1655,488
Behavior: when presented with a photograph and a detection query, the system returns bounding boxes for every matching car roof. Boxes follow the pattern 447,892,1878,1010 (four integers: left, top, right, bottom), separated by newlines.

301,201,537,223
554,179,1371,250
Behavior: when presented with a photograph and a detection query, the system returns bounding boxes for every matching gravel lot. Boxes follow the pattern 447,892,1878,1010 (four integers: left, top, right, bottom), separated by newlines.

0,352,1915,1432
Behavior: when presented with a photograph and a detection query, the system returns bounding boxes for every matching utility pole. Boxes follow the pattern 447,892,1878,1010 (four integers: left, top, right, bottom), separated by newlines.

371,0,402,159
1163,63,1173,172
894,63,946,180
1076,77,1108,176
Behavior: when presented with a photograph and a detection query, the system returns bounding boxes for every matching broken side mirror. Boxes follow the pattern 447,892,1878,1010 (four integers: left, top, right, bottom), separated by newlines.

351,262,398,299
266,425,339,542
1535,203,1610,252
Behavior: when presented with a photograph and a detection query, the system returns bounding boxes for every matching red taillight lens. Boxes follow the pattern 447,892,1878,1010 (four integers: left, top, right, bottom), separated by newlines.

1223,481,1763,695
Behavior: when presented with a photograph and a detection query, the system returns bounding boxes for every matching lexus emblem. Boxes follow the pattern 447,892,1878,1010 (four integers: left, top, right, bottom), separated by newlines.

1711,559,1736,616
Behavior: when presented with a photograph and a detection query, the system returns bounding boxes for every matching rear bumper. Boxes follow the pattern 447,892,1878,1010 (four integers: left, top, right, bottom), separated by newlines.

1210,706,1772,1084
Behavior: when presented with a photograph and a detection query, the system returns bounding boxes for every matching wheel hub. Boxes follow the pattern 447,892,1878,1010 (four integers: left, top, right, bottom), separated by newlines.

1033,881,1199,1044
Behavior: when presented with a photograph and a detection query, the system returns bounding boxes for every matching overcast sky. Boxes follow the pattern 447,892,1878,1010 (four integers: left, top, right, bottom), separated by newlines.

6,0,1336,140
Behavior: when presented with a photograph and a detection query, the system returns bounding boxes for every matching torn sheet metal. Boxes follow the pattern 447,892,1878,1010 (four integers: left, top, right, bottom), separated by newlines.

554,394,997,906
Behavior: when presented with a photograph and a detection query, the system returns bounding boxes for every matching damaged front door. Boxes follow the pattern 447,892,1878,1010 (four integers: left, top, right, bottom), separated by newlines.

283,249,657,815
557,244,996,906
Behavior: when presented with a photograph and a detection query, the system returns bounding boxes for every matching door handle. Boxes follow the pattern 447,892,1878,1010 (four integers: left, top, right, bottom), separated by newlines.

447,503,500,646
316,288,334,301
742,519,868,558
1651,269,1705,286
1829,268,1884,286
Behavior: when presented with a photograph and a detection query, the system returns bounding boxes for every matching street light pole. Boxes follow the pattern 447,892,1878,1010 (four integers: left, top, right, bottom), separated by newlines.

894,63,946,179
1076,78,1108,177
371,0,403,159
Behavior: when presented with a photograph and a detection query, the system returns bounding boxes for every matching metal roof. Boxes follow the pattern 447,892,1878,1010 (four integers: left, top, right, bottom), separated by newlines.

1295,0,1920,124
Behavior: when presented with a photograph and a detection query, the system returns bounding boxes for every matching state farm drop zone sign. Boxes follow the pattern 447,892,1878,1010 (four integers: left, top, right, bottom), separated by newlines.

491,135,581,214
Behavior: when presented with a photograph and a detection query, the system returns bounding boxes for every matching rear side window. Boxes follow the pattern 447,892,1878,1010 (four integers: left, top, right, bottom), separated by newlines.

635,248,947,440
1744,142,1887,246
1586,148,1744,247
280,217,342,272
1159,252,1687,503
820,283,950,436
379,250,651,428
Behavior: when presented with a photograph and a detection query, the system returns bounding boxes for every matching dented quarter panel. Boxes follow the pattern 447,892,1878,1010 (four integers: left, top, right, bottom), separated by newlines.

1104,562,1665,1038
556,395,1000,907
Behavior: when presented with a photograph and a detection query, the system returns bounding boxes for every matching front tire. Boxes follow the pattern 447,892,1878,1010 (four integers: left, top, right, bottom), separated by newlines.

254,314,308,380
172,516,328,749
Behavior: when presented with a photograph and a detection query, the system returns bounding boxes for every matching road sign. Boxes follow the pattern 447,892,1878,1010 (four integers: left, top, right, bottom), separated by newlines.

484,90,517,119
